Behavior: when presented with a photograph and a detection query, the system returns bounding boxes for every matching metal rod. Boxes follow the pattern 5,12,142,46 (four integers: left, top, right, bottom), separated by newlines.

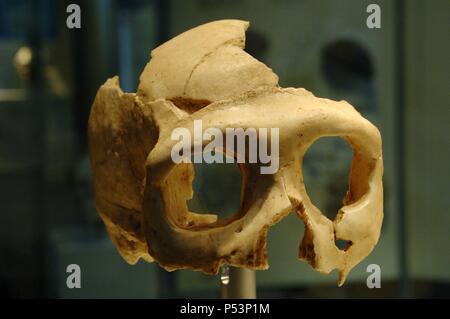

220,266,256,299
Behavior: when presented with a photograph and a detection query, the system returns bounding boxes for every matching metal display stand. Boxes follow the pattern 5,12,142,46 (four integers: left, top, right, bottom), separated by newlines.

220,266,256,299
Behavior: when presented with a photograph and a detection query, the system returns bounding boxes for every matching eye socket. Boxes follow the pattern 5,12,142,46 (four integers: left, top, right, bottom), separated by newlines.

302,137,352,221
187,152,241,221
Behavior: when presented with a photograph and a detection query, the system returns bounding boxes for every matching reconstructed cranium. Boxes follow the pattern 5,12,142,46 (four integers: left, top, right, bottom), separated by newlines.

88,20,383,285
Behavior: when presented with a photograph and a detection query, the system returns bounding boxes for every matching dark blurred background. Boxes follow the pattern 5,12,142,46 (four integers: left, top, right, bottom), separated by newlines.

0,0,448,298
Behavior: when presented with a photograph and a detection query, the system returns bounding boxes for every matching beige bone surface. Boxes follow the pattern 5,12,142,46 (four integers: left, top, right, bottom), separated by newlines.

88,20,383,285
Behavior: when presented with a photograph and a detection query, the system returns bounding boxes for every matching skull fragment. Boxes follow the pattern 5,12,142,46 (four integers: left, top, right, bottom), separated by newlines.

88,20,383,286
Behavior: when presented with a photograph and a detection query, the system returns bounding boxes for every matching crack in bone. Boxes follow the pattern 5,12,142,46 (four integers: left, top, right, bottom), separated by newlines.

182,38,245,96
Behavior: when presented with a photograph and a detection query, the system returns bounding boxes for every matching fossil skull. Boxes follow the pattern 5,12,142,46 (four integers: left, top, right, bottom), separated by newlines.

88,20,383,285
